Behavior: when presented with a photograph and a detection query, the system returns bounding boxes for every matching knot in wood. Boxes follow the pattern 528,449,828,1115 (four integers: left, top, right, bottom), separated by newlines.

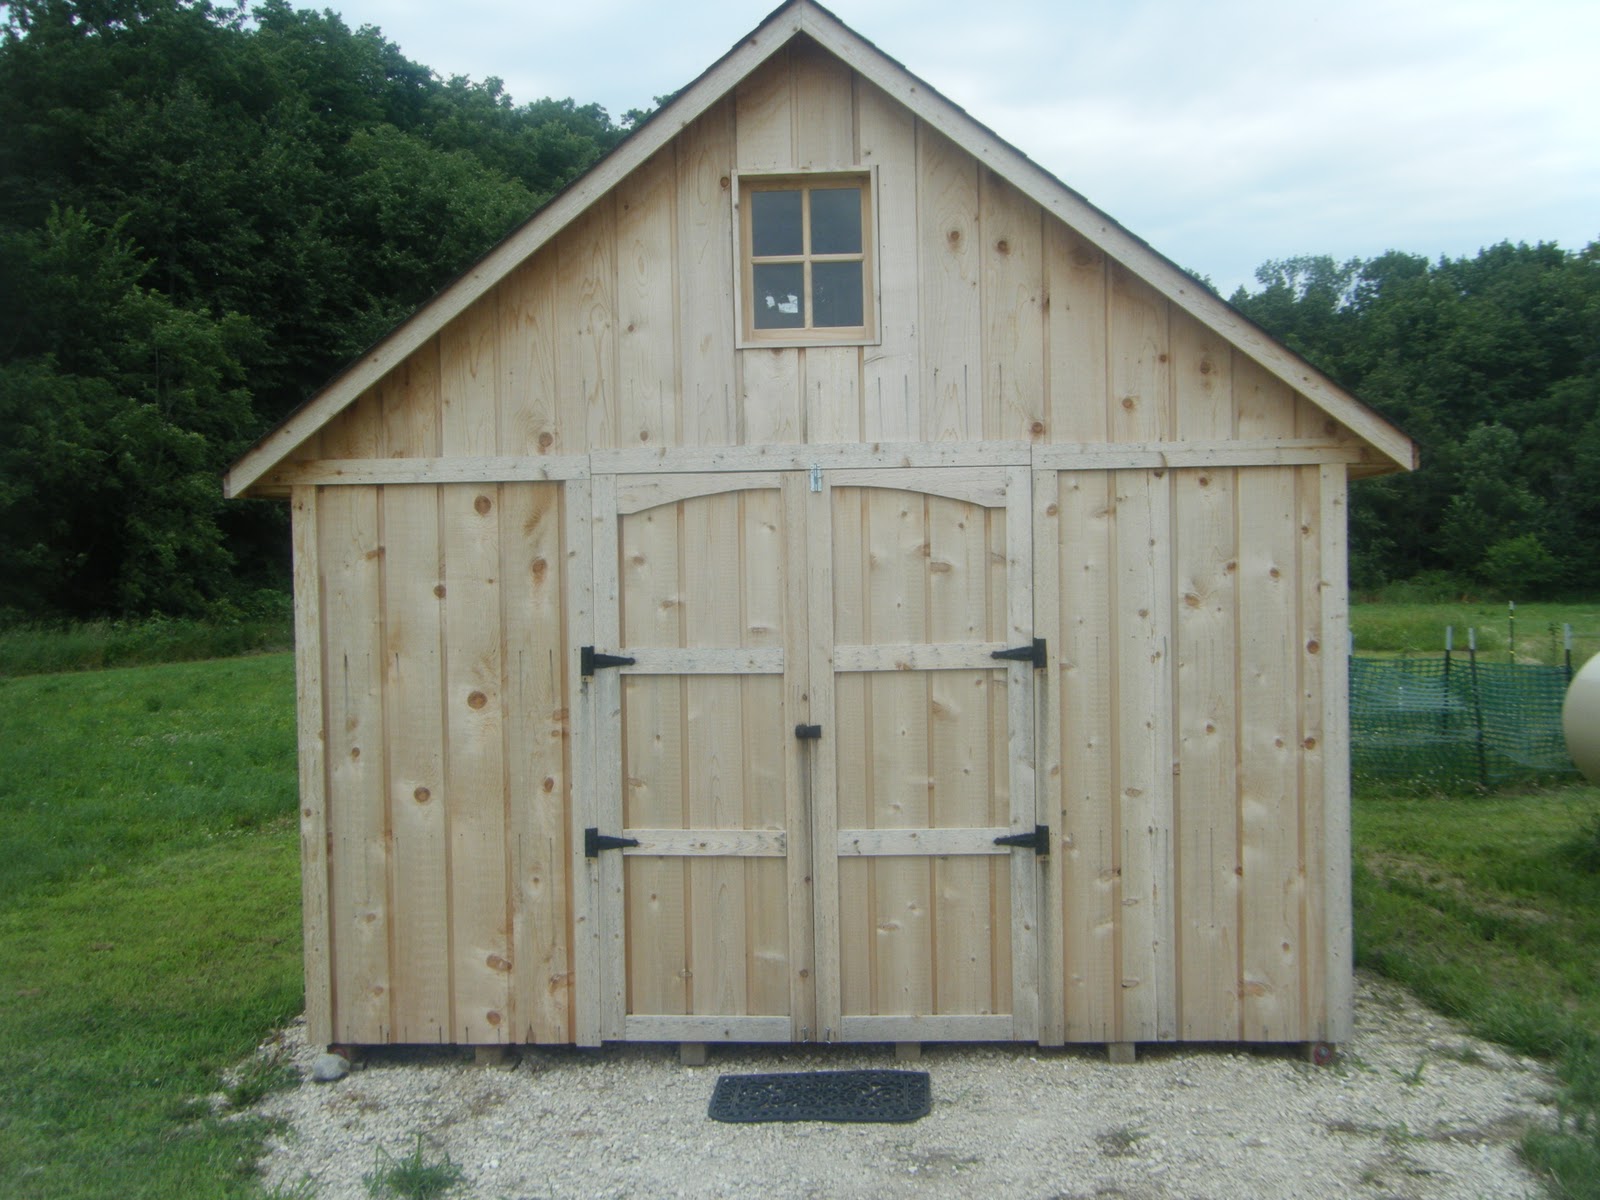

474,494,493,515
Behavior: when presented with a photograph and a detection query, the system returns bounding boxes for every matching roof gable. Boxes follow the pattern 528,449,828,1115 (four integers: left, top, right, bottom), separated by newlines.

226,0,1414,497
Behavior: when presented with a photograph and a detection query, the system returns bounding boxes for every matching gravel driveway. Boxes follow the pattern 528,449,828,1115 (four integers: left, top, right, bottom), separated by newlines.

253,973,1554,1199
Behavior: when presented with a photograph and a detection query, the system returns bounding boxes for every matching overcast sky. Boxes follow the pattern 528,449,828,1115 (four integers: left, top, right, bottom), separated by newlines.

324,0,1597,296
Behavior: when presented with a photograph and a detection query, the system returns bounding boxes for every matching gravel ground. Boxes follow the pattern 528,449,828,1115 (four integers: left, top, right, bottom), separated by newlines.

251,973,1556,1199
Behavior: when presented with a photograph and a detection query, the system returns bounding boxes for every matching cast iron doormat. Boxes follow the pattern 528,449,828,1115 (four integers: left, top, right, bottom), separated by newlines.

707,1069,932,1124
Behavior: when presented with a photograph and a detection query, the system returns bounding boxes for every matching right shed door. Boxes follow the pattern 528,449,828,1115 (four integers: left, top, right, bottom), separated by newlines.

806,466,1040,1043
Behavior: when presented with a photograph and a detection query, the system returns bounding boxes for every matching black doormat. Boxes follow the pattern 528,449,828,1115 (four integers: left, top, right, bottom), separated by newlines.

707,1069,931,1124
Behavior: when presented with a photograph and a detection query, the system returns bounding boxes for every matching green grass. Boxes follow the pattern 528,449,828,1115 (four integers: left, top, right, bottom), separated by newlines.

1354,782,1600,1197
362,1135,467,1200
0,654,303,1199
0,613,294,678
1351,598,1600,665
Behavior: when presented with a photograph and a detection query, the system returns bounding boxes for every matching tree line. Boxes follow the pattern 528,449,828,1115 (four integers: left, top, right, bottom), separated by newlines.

1,0,1595,622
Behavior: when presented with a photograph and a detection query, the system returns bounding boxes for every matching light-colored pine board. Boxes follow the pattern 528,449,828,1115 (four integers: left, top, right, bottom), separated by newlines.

381,342,442,459
317,485,390,1043
858,82,921,438
734,44,794,170
1112,468,1174,1042
1055,470,1118,1041
440,483,511,1044
588,474,627,1038
622,1014,793,1042
676,101,739,447
1236,466,1302,1040
380,484,449,1043
1108,265,1170,443
1030,469,1065,1044
838,827,1010,855
1171,310,1233,441
831,642,1005,671
621,830,787,857
618,498,688,1022
595,440,1030,476
1001,466,1038,1038
615,146,680,450
681,494,749,1018
502,482,568,1043
1320,465,1354,1041
1297,465,1328,1039
617,647,784,674
793,38,855,167
1045,226,1109,443
778,473,816,1038
838,1014,1012,1041
1234,354,1300,439
617,471,787,515
824,484,863,1028
805,348,863,443
917,123,981,441
440,294,500,457
979,171,1045,441
1173,466,1241,1040
827,465,1005,507
496,252,559,456
291,487,333,1045
739,344,804,445
267,456,590,489
555,202,618,452
564,476,600,1046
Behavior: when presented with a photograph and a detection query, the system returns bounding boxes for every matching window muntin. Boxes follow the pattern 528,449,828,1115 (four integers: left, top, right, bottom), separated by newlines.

738,173,875,345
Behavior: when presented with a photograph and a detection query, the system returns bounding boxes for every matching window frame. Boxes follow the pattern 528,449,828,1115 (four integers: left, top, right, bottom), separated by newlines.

732,168,881,348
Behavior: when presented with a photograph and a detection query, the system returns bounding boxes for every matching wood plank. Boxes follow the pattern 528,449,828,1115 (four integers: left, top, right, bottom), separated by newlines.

1320,465,1354,1042
1236,466,1301,1040
1235,354,1300,439
502,482,568,1044
838,1014,1012,1041
623,830,787,857
291,487,333,1045
733,44,794,170
1056,470,1118,1041
599,441,1031,476
589,475,627,1037
792,37,855,168
440,484,511,1044
779,474,816,1039
980,171,1045,441
380,484,449,1044
266,456,589,488
622,1015,793,1042
838,828,1009,856
826,465,1006,507
676,101,739,447
1298,465,1327,1041
1032,442,1365,471
1111,468,1174,1042
1003,465,1038,1038
805,348,863,444
1045,227,1109,443
381,342,442,459
496,253,559,457
564,477,599,1046
555,202,618,452
615,146,679,450
858,83,920,439
440,293,500,457
1108,264,1170,443
616,646,784,675
318,485,390,1043
809,477,843,1038
1030,469,1065,1045
1172,465,1240,1040
741,346,803,445
616,471,787,515
833,642,1007,672
917,122,981,441
1172,309,1233,441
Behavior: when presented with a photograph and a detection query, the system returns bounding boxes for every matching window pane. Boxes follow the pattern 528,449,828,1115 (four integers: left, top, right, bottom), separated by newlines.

809,188,862,255
811,260,864,328
750,190,803,257
752,262,806,329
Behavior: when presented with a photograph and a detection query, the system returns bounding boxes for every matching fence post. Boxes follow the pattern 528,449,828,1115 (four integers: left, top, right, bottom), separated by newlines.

1508,601,1516,663
1566,623,1574,682
1469,627,1488,789
1441,626,1453,736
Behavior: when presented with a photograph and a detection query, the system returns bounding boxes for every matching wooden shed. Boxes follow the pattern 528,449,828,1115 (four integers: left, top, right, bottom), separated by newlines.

227,0,1415,1055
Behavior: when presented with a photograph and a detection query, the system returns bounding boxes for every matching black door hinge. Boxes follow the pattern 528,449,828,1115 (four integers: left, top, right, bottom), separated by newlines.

580,646,637,676
794,724,823,740
991,638,1047,669
993,824,1050,855
584,827,641,858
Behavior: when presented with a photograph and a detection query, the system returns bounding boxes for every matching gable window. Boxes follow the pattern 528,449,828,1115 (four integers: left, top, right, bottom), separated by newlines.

736,171,878,346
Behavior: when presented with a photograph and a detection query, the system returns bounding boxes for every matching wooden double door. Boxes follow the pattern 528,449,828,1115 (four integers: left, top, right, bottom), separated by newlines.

579,467,1041,1044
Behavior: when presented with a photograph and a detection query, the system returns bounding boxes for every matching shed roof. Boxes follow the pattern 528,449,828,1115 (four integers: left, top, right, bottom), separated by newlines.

225,0,1415,498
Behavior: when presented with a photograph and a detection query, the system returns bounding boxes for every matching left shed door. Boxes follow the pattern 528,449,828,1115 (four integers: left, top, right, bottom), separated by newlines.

582,473,814,1044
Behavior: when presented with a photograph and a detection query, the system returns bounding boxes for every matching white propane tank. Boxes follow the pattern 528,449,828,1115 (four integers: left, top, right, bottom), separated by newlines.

1566,653,1600,784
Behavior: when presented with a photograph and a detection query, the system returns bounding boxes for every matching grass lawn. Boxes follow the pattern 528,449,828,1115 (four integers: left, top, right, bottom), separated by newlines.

0,654,303,1199
1355,783,1600,1198
1352,598,1600,665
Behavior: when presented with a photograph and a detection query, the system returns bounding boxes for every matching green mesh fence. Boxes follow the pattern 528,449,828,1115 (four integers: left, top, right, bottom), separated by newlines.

1350,654,1577,787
